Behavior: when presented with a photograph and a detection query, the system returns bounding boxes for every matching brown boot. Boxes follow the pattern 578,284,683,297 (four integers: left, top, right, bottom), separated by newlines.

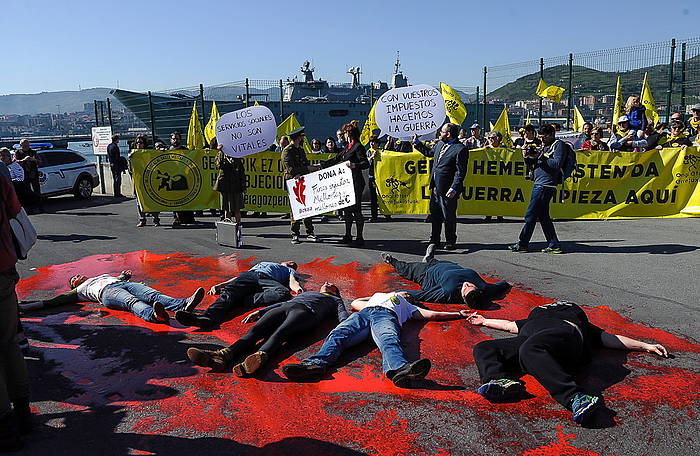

187,347,230,372
232,351,268,377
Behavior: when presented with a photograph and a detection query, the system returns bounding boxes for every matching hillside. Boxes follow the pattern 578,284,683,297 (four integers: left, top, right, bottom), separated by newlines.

489,55,700,103
0,88,122,115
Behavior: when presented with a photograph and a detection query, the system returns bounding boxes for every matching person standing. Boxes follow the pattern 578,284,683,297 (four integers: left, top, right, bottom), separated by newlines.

14,140,42,213
509,124,565,254
169,132,197,226
322,123,370,246
367,136,390,222
130,135,161,227
282,127,319,245
468,301,669,424
465,124,485,149
413,123,468,252
107,134,123,197
214,143,246,226
0,174,31,451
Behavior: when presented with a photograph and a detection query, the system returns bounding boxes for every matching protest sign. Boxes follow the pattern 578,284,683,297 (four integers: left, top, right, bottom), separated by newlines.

215,105,277,158
91,126,112,155
375,84,445,140
286,163,356,220
373,147,700,219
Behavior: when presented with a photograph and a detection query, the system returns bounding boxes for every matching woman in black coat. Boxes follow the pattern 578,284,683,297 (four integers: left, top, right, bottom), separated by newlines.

322,123,369,246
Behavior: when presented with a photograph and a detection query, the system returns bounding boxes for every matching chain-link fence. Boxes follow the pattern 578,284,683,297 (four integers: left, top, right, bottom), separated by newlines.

94,37,700,143
482,37,699,130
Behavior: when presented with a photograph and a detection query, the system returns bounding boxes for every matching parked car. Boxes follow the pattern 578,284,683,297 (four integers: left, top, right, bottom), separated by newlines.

37,149,100,199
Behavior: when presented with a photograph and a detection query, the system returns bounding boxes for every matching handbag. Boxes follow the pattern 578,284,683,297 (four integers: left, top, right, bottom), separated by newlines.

1,182,37,260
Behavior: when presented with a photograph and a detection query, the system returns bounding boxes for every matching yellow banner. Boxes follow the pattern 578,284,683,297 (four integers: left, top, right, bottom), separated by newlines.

374,147,700,219
131,149,336,212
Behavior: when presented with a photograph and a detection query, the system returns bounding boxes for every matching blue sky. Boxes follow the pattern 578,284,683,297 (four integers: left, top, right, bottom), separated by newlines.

1,0,696,94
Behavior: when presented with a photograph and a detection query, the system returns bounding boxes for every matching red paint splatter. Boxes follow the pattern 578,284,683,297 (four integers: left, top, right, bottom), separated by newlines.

18,251,700,455
522,426,599,455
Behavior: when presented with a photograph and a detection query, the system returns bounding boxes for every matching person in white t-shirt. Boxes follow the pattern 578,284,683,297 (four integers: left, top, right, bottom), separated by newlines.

282,291,471,387
19,270,205,323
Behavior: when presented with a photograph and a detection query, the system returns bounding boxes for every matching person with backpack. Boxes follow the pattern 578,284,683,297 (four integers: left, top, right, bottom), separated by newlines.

509,124,567,254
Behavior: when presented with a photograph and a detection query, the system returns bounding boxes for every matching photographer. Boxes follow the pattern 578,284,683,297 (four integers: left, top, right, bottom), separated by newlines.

514,125,542,181
509,124,564,254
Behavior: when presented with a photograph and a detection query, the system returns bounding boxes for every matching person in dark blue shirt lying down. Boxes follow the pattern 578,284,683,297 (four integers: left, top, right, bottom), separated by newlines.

380,252,512,308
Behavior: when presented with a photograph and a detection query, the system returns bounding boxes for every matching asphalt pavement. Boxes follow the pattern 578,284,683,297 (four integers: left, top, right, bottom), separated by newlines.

13,194,700,455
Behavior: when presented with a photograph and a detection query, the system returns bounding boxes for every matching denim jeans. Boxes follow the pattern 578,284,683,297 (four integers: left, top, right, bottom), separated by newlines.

100,282,188,322
518,184,560,248
305,307,408,374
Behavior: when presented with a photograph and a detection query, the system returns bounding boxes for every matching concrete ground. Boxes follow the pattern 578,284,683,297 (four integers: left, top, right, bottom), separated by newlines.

13,194,700,455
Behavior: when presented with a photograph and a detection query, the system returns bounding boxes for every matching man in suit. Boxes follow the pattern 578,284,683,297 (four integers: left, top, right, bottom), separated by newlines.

413,123,468,253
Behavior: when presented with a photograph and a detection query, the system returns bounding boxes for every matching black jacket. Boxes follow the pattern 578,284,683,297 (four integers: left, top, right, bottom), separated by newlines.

414,140,468,194
322,141,369,196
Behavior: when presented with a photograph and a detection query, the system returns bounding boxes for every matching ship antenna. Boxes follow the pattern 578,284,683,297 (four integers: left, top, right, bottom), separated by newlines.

395,51,401,74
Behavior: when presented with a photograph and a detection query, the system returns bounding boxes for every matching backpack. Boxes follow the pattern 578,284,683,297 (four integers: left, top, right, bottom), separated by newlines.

558,140,577,184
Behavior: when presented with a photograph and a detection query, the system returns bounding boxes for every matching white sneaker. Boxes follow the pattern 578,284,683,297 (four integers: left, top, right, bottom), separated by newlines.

291,235,301,245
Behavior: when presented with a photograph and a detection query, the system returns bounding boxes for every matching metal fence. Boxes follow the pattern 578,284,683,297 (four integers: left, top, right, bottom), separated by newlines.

482,37,700,130
94,37,700,142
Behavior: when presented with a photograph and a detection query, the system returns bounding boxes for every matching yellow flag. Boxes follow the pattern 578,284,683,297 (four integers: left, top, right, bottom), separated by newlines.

612,76,623,126
525,111,532,126
204,101,220,143
360,100,379,145
492,106,513,147
254,101,260,106
536,78,565,103
640,72,659,126
440,82,467,126
187,101,205,150
277,113,311,153
489,122,495,131
573,105,586,132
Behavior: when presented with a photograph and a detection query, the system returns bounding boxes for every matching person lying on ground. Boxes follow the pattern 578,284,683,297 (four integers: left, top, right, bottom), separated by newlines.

467,301,669,425
19,270,204,323
380,252,511,309
282,291,472,388
187,282,348,377
175,261,303,329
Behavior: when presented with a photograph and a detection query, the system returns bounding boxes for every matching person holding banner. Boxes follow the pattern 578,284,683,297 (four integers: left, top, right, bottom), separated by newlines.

381,252,512,308
510,124,565,254
214,143,246,225
413,123,468,252
282,127,319,244
322,122,369,246
465,124,484,150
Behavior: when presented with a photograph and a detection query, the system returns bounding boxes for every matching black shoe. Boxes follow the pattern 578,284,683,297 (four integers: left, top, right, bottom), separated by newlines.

137,220,146,227
153,219,161,227
282,362,325,381
0,412,23,452
509,243,528,252
152,302,169,323
391,359,432,388
12,400,32,435
175,311,215,329
185,287,205,311
339,235,353,244
444,243,457,251
380,252,396,264
353,237,365,247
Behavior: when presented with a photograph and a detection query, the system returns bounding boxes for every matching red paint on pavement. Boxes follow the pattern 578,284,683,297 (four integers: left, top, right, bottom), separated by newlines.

18,251,700,455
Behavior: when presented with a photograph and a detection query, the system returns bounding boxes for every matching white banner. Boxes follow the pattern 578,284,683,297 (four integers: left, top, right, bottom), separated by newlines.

91,126,112,155
215,105,277,158
286,163,356,220
375,84,445,140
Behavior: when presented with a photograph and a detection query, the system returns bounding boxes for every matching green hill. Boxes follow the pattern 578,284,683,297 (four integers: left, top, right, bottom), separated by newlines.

489,55,700,105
